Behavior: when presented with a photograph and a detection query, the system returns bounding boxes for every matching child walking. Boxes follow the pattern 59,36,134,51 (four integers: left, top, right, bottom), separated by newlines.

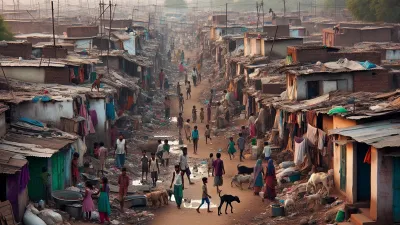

149,152,160,187
200,108,205,123
186,81,191,99
82,181,96,221
141,151,149,182
196,177,212,213
192,106,197,123
97,177,111,224
237,133,246,162
227,137,237,160
207,153,214,177
170,165,183,209
205,124,212,144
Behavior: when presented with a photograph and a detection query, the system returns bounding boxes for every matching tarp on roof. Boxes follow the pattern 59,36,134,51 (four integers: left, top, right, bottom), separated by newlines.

328,120,400,149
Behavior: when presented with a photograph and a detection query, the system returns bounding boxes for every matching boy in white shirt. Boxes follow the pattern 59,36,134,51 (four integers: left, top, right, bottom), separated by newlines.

263,141,271,161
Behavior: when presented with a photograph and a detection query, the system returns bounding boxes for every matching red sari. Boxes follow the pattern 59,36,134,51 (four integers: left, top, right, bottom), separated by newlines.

263,167,277,200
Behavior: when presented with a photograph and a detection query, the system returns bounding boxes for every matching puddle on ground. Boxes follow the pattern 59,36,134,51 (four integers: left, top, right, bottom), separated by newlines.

132,179,163,186
189,164,209,180
169,195,217,209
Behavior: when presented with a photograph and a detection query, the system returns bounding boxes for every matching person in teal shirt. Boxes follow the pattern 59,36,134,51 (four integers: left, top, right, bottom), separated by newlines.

192,126,199,154
227,137,237,160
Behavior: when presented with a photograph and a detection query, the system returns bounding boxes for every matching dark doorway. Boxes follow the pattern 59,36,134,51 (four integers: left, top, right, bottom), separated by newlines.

307,81,320,99
0,174,6,201
356,143,371,202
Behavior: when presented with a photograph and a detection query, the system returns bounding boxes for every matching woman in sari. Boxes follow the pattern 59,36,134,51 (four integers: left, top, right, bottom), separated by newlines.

252,159,264,195
263,159,277,201
97,177,111,224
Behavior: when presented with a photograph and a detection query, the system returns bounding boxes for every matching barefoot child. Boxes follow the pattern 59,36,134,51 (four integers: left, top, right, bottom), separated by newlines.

207,153,214,177
205,124,212,144
141,151,149,182
170,165,183,209
196,177,212,213
149,152,160,187
227,137,237,160
82,181,96,221
200,108,204,123
118,167,130,213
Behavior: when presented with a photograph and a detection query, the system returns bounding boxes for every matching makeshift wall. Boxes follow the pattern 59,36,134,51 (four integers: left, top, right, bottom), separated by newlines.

263,38,303,59
12,101,74,128
0,112,6,138
353,70,390,93
370,147,393,224
74,39,92,49
0,42,32,59
263,25,289,37
332,116,357,201
44,67,70,84
66,26,98,38
2,67,46,83
386,49,400,60
295,73,353,100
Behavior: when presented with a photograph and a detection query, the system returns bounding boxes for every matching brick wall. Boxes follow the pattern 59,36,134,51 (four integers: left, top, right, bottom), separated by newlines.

66,26,98,38
5,20,71,34
44,67,69,84
0,42,32,59
42,46,68,58
353,70,390,92
361,28,392,42
262,83,286,94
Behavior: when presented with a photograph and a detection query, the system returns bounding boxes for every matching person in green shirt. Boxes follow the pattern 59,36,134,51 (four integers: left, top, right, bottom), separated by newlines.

41,167,50,203
163,140,170,167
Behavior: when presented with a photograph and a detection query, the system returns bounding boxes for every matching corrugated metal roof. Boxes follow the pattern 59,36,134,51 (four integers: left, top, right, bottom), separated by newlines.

0,150,27,174
328,121,400,148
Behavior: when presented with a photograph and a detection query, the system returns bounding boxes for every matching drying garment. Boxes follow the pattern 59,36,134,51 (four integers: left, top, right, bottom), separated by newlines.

89,110,98,126
294,136,307,165
317,129,326,150
106,102,116,120
364,147,371,164
79,105,89,136
126,96,134,110
88,115,96,134
306,124,318,146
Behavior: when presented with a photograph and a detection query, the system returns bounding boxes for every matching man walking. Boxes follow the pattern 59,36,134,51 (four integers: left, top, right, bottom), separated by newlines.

212,153,225,193
180,147,194,186
115,135,127,169
159,69,165,90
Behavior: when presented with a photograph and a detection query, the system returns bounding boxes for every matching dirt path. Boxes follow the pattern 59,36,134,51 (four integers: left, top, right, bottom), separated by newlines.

151,58,267,225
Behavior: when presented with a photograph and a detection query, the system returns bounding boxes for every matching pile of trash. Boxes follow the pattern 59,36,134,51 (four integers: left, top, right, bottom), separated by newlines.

23,204,66,225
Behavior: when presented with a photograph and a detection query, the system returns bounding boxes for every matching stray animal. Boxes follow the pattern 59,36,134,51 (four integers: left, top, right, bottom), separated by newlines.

145,190,167,207
237,164,254,175
231,174,253,190
91,74,103,92
304,189,322,207
218,191,240,216
306,172,333,195
284,198,295,212
160,190,169,205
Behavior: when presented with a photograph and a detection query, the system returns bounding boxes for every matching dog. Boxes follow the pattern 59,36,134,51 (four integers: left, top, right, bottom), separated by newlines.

231,174,253,190
304,189,323,207
306,171,333,195
218,191,240,216
145,190,167,207
237,164,254,175
283,193,296,213
91,74,103,92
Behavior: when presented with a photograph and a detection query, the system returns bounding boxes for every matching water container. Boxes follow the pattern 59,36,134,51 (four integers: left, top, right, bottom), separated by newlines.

271,204,284,217
251,138,257,145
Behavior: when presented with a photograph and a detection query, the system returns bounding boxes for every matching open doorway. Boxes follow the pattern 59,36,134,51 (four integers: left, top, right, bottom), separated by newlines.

356,143,371,202
307,81,320,99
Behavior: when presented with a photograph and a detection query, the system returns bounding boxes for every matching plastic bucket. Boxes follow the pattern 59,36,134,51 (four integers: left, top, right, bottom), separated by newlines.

251,138,257,145
335,209,345,222
271,204,284,217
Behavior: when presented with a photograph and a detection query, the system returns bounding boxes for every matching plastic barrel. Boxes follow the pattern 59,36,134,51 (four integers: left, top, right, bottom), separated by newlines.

335,209,345,222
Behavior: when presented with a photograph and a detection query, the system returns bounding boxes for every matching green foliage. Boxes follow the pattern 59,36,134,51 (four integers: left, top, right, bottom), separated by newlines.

0,16,13,41
164,0,188,9
346,0,400,23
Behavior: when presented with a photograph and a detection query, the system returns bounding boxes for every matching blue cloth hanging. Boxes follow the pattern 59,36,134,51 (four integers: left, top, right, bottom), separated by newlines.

106,103,115,120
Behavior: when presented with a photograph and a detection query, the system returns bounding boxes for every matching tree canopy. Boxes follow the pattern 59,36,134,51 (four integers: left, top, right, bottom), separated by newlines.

164,0,188,9
0,16,13,41
346,0,400,23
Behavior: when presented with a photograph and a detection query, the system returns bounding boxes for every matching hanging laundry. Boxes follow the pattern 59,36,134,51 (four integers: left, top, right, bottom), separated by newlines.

306,110,317,127
306,124,318,146
19,164,30,192
88,115,96,134
126,95,134,110
79,104,89,136
79,67,85,83
364,147,371,164
294,136,307,165
317,129,326,150
89,110,98,126
106,102,116,120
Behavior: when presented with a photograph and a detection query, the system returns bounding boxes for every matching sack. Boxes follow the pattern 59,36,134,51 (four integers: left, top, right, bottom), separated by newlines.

37,209,63,225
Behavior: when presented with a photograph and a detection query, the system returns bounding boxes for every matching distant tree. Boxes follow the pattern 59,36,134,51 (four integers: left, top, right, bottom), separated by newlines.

346,0,400,23
164,0,188,9
0,16,13,41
